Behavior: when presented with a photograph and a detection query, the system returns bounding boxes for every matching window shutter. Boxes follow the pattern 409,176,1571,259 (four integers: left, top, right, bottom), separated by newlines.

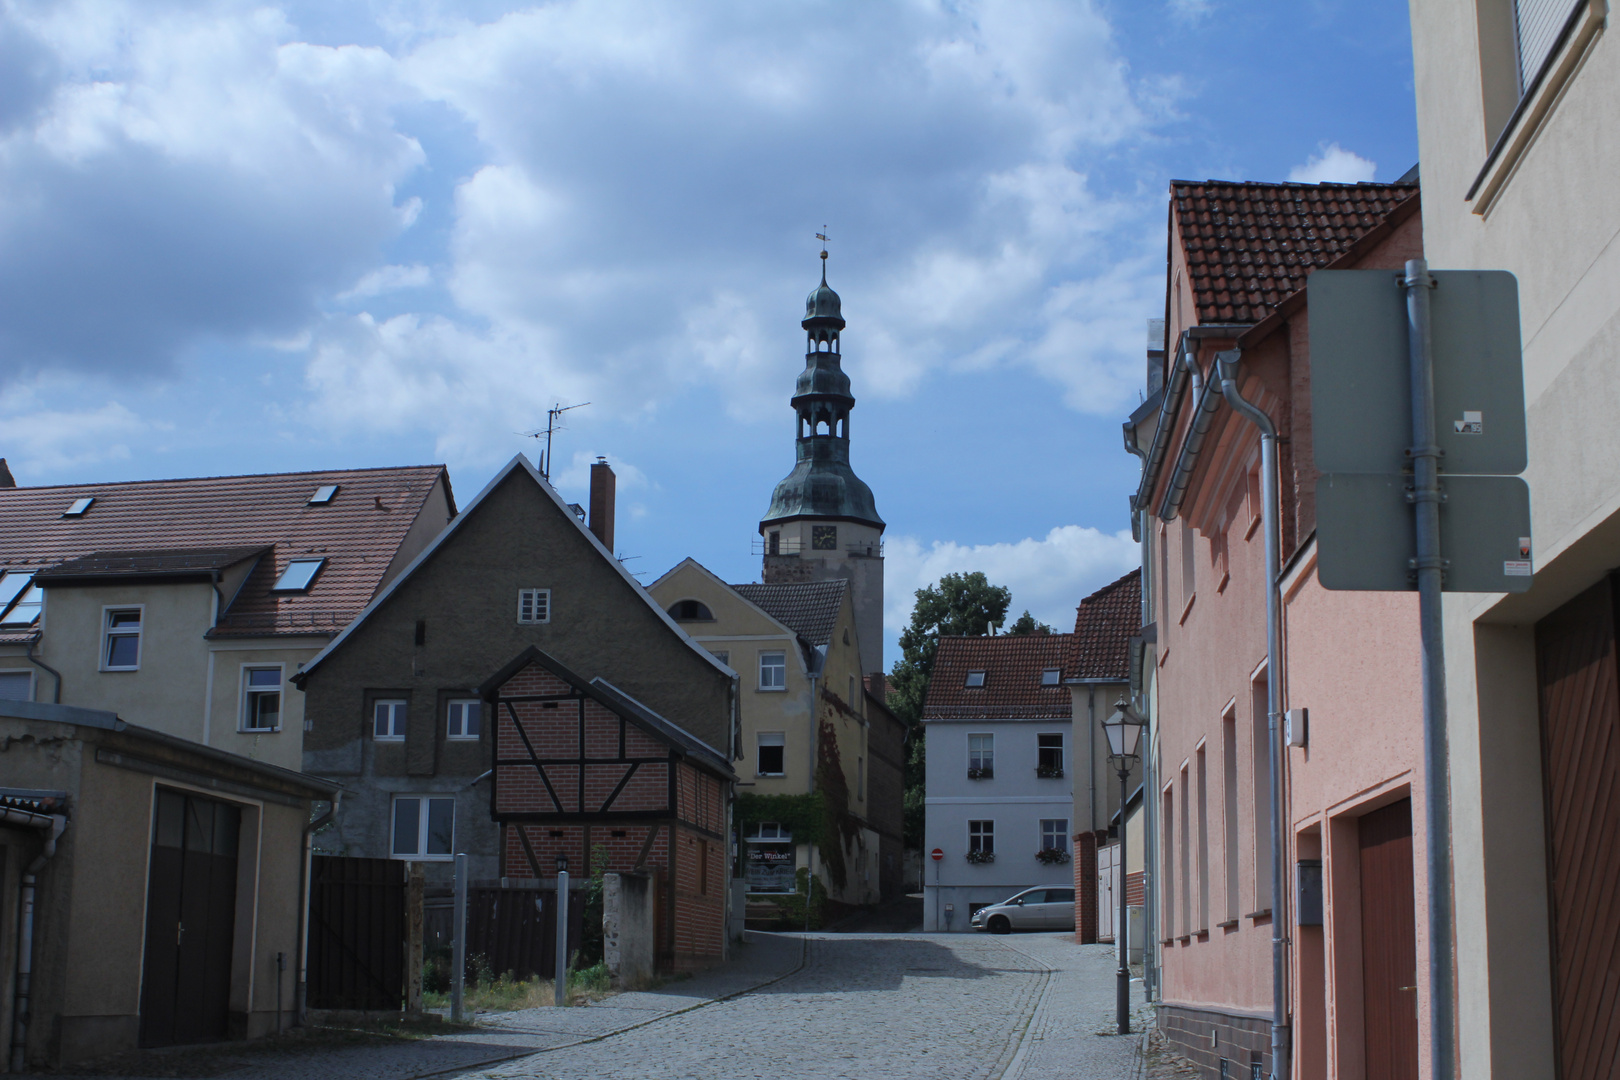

1516,0,1582,91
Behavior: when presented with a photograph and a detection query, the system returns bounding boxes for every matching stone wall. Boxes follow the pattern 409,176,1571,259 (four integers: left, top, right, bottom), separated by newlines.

603,872,654,988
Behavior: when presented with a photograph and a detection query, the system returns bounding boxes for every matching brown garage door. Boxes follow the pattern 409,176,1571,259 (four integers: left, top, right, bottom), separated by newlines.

1536,576,1620,1080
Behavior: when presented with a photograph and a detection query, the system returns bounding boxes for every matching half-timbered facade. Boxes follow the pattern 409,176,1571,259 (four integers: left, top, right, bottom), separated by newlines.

481,646,735,972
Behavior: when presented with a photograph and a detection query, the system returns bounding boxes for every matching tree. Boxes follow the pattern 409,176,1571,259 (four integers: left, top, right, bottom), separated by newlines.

1006,609,1052,635
887,571,1012,847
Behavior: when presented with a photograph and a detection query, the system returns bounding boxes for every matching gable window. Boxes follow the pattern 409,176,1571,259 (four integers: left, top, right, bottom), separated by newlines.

965,670,986,688
241,667,282,732
1037,733,1064,777
758,651,786,691
103,608,142,670
968,733,994,778
391,796,454,859
374,699,407,741
711,650,730,667
1040,818,1069,852
668,599,714,621
969,819,995,855
757,732,786,776
517,588,550,624
273,558,325,592
1040,668,1061,686
446,699,481,740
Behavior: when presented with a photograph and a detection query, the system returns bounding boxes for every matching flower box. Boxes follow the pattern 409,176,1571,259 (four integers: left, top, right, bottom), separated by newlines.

965,849,996,865
1035,765,1064,779
967,767,994,780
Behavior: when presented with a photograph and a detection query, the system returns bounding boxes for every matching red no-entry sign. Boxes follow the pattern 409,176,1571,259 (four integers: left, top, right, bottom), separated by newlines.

930,848,944,861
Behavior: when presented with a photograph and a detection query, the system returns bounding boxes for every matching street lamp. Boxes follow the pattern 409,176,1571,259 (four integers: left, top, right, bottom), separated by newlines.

1104,698,1146,1036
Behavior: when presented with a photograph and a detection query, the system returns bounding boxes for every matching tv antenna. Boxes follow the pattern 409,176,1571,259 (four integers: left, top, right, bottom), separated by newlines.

522,401,590,480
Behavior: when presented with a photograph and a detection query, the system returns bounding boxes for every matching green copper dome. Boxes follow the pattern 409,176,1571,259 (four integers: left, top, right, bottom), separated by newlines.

762,263,883,531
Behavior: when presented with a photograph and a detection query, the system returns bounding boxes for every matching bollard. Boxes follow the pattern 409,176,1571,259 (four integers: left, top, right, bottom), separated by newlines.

451,853,467,1022
554,869,570,1006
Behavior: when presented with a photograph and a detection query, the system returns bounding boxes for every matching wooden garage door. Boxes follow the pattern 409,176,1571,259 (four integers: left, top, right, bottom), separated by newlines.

1536,575,1620,1080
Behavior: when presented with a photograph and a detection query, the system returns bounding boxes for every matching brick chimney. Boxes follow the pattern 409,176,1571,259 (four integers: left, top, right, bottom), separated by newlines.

589,457,616,553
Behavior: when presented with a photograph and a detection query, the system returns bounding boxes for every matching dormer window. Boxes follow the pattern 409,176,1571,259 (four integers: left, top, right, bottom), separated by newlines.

1041,668,1061,686
62,497,94,517
965,670,986,688
308,485,339,505
273,558,325,592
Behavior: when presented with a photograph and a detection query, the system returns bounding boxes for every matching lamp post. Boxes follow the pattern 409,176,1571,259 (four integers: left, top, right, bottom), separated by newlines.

1104,699,1145,1036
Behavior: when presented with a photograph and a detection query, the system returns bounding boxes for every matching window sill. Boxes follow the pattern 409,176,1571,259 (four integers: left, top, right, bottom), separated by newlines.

100,666,140,673
1178,595,1195,625
239,727,281,735
446,735,480,742
1246,908,1272,923
1245,515,1261,541
1469,1,1606,214
1217,918,1240,929
391,854,453,861
755,687,787,693
374,736,406,743
1177,934,1192,943
1216,571,1230,595
755,772,785,779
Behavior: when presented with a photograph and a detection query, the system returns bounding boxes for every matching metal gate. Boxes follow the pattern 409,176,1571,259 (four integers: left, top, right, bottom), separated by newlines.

1536,576,1620,1080
464,886,582,981
307,856,405,1010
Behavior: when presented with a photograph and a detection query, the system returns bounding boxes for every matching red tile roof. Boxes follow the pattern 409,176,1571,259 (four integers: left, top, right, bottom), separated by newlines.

0,465,451,638
923,634,1073,721
1067,569,1140,682
1173,180,1418,324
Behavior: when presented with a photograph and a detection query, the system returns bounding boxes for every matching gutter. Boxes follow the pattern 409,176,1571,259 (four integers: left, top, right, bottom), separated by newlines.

1215,349,1289,1080
9,808,66,1072
295,792,341,1025
1157,345,1225,523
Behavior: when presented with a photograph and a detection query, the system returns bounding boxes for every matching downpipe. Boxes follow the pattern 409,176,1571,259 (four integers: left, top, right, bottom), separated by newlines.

1217,349,1289,1080
10,810,66,1073
1123,424,1157,1002
24,636,62,704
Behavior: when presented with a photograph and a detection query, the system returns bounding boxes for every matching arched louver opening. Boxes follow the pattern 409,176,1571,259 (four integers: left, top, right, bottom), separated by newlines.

668,599,715,622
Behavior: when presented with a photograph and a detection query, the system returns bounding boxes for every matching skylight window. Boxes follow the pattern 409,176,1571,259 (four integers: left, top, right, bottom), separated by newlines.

965,670,986,688
308,485,339,505
62,497,94,517
273,558,325,592
1041,668,1062,686
0,581,41,627
0,572,30,611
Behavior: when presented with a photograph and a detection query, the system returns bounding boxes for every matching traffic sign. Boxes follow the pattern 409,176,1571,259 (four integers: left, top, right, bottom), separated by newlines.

1310,269,1526,476
930,848,944,862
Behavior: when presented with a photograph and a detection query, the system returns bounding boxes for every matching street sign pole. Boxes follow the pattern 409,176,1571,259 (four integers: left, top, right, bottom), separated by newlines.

1405,258,1456,1080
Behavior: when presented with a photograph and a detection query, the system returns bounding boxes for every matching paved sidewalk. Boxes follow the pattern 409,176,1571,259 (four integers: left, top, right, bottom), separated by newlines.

54,932,804,1080
994,933,1152,1080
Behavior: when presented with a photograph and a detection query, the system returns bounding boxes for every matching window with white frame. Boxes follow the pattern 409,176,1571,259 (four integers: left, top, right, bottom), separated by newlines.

757,732,785,776
758,651,786,690
446,699,481,740
103,608,142,670
1040,818,1068,852
517,588,550,624
968,733,994,776
391,796,454,858
241,667,282,731
969,819,995,855
1037,732,1064,776
374,699,407,740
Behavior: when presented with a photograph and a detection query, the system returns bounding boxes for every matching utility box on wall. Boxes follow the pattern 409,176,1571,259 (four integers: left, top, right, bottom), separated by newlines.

1296,859,1324,926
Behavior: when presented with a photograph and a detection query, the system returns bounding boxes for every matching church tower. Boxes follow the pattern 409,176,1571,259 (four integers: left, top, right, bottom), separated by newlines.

760,253,886,677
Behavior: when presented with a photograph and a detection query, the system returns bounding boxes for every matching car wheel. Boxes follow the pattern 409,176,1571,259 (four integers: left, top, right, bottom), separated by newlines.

988,915,1011,935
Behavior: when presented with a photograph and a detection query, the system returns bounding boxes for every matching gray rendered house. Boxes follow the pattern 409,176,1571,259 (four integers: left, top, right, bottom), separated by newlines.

293,456,736,889
922,633,1075,932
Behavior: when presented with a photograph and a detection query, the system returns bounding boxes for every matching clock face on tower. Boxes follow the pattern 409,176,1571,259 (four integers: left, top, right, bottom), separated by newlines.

812,526,838,550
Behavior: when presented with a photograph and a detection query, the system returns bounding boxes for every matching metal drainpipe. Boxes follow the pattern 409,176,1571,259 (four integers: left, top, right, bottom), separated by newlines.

1124,423,1157,1001
1087,686,1097,834
296,792,341,1025
24,636,62,704
10,810,66,1073
1216,349,1288,1080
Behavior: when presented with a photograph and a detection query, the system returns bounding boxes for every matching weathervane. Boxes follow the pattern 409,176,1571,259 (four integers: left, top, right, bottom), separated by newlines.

817,228,829,263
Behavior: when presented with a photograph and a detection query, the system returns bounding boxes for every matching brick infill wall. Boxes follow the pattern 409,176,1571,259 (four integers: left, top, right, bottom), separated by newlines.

1157,1003,1271,1079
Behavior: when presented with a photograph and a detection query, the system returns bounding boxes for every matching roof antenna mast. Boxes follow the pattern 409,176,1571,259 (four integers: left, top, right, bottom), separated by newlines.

523,401,590,480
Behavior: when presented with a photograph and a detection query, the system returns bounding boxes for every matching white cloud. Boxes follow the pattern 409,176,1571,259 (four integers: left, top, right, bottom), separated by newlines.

337,264,431,301
1288,142,1377,184
1168,0,1214,22
0,400,153,476
884,525,1140,639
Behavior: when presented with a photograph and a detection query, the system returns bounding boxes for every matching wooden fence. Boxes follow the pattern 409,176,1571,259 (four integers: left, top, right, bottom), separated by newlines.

306,856,406,1010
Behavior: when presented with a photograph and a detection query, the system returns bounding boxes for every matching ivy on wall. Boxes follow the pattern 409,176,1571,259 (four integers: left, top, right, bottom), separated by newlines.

734,791,827,846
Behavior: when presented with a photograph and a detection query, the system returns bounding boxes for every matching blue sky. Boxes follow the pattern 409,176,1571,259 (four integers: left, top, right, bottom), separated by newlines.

0,0,1418,666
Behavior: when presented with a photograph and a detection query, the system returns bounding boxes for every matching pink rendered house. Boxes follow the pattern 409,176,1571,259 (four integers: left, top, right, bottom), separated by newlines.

1131,178,1433,1079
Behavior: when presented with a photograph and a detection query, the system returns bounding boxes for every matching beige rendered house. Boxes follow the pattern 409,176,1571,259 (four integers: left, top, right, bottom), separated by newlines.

649,558,892,914
1409,2,1620,1077
0,465,454,771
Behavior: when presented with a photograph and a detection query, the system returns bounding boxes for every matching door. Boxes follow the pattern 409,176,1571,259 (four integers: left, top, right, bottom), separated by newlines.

140,789,241,1047
1042,888,1076,930
1535,577,1620,1080
1359,798,1418,1080
1097,844,1117,941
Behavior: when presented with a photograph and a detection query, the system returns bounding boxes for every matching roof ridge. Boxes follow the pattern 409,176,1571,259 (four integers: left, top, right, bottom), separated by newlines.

0,463,446,494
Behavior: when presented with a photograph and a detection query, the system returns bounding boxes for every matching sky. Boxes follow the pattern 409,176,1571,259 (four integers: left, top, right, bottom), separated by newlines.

0,0,1419,667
